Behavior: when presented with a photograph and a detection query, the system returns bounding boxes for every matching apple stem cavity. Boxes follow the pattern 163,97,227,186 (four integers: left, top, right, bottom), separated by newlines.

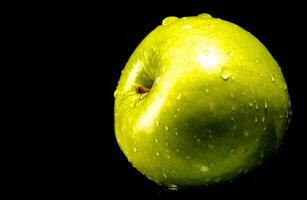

136,85,151,94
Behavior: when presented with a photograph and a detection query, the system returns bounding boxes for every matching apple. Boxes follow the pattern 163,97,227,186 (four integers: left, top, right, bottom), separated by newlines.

114,14,291,189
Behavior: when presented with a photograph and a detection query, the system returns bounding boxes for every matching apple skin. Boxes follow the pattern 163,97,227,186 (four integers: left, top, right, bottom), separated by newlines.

114,14,291,188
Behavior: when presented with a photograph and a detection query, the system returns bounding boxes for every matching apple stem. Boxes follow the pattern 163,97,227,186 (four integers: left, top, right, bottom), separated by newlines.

136,85,151,94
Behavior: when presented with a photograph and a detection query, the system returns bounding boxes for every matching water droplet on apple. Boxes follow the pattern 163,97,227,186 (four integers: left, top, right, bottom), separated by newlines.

279,114,283,119
167,155,171,159
156,121,160,126
255,59,259,64
254,116,258,123
255,103,259,110
162,171,168,178
182,25,192,30
202,49,209,56
155,138,159,143
162,16,178,25
174,114,177,118
176,94,182,100
205,88,209,94
156,152,160,156
214,177,221,183
200,165,209,173
263,126,267,131
176,148,180,152
156,76,161,84
233,125,237,130
175,131,178,136
264,101,268,110
196,138,201,143
230,92,234,98
165,142,168,146
176,108,180,112
230,148,235,153
248,102,253,108
208,144,214,149
185,156,191,160
198,13,212,18
232,106,235,111
209,103,214,110
208,129,212,134
244,131,249,136
168,184,178,190
220,70,231,80
230,116,234,121
133,147,138,152
228,51,234,57
113,89,118,97
261,116,265,122
165,126,169,131
271,74,275,83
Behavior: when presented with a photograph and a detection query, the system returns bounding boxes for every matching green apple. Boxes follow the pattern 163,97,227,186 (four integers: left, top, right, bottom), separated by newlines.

114,14,291,188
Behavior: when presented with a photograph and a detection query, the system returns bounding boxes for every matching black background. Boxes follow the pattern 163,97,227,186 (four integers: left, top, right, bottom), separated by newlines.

4,0,307,199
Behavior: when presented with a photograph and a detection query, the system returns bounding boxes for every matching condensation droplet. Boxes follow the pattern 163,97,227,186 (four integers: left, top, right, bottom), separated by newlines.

156,152,160,156
156,121,160,126
165,142,168,146
176,94,182,100
168,184,178,190
220,70,231,80
228,51,234,57
175,131,178,136
208,144,214,149
255,59,259,64
133,147,138,152
264,101,268,110
176,148,180,152
271,74,275,83
203,49,209,56
174,114,177,118
155,138,159,143
255,103,259,110
198,13,212,18
232,106,235,111
244,131,249,136
248,102,253,107
283,83,287,91
254,116,258,123
261,116,265,122
113,89,118,97
165,126,169,131
263,126,267,131
167,155,171,159
205,88,209,93
182,25,191,30
185,156,191,160
230,116,234,121
162,171,168,178
230,92,234,98
155,77,161,84
200,165,209,172
176,108,180,112
162,16,178,25
196,138,201,143
230,148,235,153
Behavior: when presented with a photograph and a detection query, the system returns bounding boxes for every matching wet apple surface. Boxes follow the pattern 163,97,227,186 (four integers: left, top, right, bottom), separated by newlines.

114,14,291,188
